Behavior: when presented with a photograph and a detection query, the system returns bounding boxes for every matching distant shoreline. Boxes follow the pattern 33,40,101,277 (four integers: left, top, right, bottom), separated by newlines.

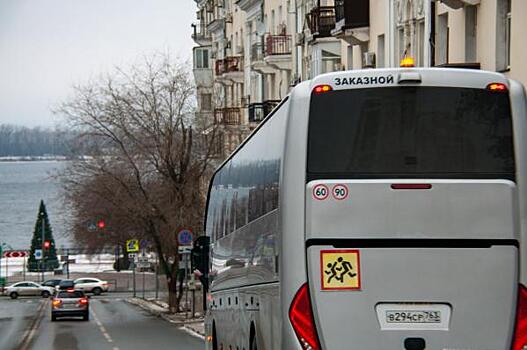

0,156,69,162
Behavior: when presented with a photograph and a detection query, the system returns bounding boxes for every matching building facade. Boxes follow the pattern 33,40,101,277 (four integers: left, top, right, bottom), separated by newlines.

192,0,527,158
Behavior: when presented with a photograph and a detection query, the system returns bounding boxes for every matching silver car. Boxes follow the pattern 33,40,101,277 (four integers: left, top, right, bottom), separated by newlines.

51,289,90,321
4,281,55,299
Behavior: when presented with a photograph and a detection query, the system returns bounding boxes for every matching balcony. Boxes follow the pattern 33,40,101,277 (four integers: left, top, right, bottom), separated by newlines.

235,0,263,13
191,22,211,45
307,6,336,40
214,108,242,126
265,34,292,56
215,56,244,83
206,0,225,33
248,100,281,123
440,0,480,9
332,0,369,45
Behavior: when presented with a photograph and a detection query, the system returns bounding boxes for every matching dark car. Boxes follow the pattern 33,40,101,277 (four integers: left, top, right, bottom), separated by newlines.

51,289,89,321
42,279,62,288
56,279,75,292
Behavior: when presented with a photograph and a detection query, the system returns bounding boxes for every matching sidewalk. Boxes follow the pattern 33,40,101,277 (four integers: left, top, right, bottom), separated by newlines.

126,297,205,339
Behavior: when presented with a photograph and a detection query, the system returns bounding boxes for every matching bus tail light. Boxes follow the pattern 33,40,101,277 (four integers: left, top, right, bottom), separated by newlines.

513,285,527,350
313,85,332,94
289,283,321,350
487,83,508,92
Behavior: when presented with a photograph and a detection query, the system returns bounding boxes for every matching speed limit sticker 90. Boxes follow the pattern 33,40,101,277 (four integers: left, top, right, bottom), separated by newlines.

313,184,329,200
332,184,349,200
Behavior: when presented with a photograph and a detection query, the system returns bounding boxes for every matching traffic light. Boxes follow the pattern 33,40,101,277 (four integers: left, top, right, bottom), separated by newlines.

191,236,210,275
43,240,51,249
97,220,106,229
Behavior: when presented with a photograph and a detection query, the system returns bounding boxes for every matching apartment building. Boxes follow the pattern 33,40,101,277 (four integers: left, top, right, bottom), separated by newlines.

192,0,527,158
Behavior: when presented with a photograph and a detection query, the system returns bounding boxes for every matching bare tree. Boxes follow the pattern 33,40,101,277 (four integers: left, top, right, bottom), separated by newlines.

56,54,217,311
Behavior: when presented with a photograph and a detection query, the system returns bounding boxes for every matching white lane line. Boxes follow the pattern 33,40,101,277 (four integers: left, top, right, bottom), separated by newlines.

91,307,118,348
18,299,48,350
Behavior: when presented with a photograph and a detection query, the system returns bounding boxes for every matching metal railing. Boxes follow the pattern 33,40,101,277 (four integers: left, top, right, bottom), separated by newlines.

251,40,265,62
214,107,242,125
248,100,281,123
215,56,243,75
307,6,336,37
265,34,292,56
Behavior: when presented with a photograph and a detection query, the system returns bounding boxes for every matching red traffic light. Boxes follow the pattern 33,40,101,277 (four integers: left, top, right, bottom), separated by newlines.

97,220,106,229
43,240,51,249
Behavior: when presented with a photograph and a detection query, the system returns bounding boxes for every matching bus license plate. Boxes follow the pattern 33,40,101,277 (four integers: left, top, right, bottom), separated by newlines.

385,310,441,324
376,304,451,330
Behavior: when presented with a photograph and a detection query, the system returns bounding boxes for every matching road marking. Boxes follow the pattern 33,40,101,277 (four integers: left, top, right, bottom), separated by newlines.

17,299,48,350
91,307,119,349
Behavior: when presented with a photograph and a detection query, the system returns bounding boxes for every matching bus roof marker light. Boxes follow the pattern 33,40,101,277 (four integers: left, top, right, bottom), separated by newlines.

487,83,508,92
313,84,333,94
400,56,415,68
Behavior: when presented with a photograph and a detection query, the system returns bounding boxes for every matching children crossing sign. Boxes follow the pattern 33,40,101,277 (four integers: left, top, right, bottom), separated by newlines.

321,249,361,291
126,239,140,253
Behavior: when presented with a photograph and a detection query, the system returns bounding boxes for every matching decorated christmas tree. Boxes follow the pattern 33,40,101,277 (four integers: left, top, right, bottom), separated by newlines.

27,200,59,272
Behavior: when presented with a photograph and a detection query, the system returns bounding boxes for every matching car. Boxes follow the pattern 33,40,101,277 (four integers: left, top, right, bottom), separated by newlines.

73,278,109,295
51,289,89,321
56,279,75,292
42,279,62,288
4,281,54,299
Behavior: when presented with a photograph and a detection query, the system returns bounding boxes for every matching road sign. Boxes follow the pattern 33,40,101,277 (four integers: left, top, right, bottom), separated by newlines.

87,222,97,232
177,229,193,246
126,239,139,253
34,249,43,260
3,251,28,258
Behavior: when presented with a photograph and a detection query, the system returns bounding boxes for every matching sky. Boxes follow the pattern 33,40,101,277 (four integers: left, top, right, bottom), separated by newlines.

0,0,196,127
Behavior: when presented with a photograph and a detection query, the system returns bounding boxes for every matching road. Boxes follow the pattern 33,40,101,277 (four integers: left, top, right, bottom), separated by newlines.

0,293,204,350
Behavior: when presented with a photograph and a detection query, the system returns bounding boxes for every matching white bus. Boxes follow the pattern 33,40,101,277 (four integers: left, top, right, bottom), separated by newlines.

204,68,527,350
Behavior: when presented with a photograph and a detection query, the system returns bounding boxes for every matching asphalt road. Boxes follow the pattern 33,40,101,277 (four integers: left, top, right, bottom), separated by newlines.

0,293,204,350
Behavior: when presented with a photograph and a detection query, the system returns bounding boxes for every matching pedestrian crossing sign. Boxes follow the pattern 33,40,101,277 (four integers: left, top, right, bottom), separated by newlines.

320,249,361,291
126,239,140,253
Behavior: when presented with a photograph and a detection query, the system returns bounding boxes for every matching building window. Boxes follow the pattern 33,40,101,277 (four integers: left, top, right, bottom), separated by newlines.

496,0,511,71
417,20,425,67
201,94,212,111
506,7,511,69
377,34,385,68
436,13,449,65
397,26,405,62
194,48,209,69
465,6,477,63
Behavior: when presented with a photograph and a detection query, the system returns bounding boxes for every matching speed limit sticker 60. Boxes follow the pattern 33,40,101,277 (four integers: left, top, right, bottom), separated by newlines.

332,184,349,200
313,184,329,200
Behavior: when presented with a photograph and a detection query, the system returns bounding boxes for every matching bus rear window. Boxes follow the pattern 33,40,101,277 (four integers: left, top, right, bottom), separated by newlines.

307,87,514,180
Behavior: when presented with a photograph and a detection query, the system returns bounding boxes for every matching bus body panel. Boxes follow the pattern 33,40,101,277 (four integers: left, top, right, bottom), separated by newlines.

307,245,518,350
280,81,312,350
510,79,527,285
306,180,518,240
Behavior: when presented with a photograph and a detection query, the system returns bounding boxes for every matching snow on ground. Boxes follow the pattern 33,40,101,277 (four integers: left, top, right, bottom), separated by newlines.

0,254,116,277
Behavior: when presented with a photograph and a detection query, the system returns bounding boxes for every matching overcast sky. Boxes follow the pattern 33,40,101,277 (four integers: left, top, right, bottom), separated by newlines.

0,0,196,127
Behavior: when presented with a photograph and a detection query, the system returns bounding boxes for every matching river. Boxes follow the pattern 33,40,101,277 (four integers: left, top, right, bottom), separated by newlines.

0,161,72,250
